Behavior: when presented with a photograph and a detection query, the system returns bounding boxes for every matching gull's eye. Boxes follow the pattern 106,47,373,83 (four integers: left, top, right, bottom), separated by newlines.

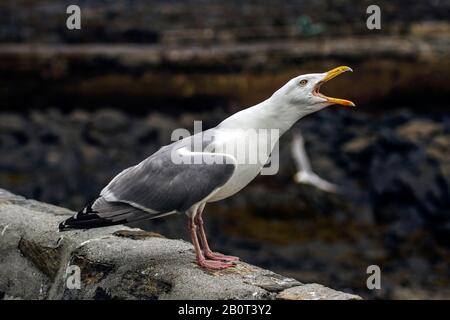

299,79,308,87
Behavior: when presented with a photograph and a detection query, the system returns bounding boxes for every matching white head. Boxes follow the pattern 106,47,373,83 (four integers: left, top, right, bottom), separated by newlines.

270,66,355,115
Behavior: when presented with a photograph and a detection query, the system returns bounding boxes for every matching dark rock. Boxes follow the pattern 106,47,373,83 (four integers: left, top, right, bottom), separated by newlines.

121,271,172,300
70,254,114,285
18,238,62,279
90,110,129,133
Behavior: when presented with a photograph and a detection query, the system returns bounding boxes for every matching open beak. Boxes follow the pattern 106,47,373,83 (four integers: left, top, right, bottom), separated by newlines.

313,66,355,107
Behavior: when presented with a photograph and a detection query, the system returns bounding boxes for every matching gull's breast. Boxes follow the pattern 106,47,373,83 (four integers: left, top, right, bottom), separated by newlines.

206,129,273,202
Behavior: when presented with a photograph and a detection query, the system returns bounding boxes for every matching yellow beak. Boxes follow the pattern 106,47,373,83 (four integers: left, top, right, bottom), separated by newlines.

320,66,355,107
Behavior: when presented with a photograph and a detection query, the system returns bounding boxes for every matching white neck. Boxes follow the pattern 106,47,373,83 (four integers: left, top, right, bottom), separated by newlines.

218,95,313,136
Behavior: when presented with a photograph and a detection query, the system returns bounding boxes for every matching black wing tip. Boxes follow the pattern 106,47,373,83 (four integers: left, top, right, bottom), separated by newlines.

58,216,123,231
58,200,99,231
58,198,153,231
58,220,71,232
58,211,128,231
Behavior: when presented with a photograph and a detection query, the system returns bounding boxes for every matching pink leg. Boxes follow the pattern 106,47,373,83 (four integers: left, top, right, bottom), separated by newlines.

188,217,234,270
195,211,240,262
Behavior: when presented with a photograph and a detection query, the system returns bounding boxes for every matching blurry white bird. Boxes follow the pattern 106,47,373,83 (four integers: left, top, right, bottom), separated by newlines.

291,130,339,193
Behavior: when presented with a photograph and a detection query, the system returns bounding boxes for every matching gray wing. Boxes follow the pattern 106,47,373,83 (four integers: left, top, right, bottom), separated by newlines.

99,132,236,214
58,131,236,231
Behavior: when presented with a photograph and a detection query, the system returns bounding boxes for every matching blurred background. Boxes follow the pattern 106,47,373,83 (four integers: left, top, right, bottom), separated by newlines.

0,0,449,299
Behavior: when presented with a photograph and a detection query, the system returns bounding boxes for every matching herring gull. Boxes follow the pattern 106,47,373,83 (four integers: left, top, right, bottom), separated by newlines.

59,66,354,269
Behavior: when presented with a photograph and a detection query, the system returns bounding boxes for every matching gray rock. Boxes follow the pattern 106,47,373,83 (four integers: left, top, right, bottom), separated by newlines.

0,188,361,300
276,283,362,300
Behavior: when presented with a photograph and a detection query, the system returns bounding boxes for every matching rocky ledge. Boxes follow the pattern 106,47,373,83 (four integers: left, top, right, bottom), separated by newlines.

0,188,360,300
